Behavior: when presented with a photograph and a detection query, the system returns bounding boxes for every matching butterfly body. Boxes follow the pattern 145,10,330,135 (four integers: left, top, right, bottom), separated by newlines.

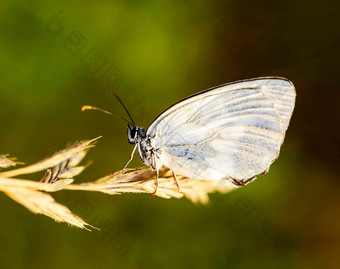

127,125,161,170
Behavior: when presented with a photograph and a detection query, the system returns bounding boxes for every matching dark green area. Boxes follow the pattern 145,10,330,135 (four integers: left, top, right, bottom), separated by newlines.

0,0,339,268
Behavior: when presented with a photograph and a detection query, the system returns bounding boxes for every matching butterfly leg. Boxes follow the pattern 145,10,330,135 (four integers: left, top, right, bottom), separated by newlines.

151,154,159,195
123,144,138,169
172,171,181,192
230,176,256,187
151,168,159,195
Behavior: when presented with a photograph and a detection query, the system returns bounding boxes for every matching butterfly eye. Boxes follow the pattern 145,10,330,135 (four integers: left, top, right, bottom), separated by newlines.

127,126,137,144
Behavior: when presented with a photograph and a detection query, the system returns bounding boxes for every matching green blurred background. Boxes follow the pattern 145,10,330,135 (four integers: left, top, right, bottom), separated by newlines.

0,0,339,268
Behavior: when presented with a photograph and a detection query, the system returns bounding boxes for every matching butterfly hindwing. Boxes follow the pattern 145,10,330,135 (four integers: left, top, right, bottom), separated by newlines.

147,77,295,184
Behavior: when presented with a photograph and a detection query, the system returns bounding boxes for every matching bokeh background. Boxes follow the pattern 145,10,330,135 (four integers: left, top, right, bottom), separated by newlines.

0,0,339,268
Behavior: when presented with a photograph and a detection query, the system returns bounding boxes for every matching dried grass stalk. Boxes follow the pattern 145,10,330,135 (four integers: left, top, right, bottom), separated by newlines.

0,136,100,178
65,168,236,204
0,137,100,229
3,187,92,230
0,136,236,229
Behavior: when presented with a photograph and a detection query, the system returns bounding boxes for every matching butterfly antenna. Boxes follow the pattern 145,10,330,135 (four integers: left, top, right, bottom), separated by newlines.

81,105,134,125
110,91,136,126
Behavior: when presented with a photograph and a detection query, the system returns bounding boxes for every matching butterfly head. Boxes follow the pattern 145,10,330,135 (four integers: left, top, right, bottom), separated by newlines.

127,125,146,144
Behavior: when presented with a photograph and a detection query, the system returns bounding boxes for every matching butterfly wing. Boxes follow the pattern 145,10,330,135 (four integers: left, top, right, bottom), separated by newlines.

147,77,296,184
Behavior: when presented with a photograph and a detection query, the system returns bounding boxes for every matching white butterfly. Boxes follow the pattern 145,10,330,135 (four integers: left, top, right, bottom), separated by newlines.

85,77,296,191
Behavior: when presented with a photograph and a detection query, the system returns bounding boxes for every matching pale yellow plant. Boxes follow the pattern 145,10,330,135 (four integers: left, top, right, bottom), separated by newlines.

0,137,236,229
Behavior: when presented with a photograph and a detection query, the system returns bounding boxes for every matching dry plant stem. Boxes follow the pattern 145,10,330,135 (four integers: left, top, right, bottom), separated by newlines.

0,136,236,229
0,168,235,202
0,137,101,229
63,168,236,204
0,177,73,192
0,136,100,178
3,187,93,230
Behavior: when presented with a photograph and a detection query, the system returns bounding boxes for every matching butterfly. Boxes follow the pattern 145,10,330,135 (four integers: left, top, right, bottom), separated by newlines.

83,77,295,192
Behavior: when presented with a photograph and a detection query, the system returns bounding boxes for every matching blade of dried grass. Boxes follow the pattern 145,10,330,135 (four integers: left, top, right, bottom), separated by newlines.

0,155,19,168
0,137,100,178
0,138,100,229
3,187,91,229
0,177,73,192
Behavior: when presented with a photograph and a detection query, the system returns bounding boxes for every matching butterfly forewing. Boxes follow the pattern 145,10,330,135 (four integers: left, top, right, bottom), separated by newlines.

147,77,295,184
